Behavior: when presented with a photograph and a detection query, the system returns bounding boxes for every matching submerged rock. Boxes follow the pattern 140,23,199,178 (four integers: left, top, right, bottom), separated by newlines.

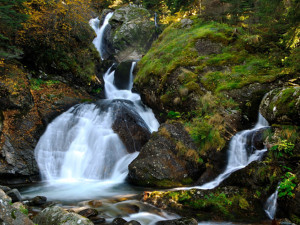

33,206,93,225
260,87,300,125
128,123,203,187
112,217,127,225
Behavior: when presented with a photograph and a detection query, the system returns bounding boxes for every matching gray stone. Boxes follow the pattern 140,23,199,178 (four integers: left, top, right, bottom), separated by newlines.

6,188,22,202
0,190,34,225
33,206,93,225
108,5,156,62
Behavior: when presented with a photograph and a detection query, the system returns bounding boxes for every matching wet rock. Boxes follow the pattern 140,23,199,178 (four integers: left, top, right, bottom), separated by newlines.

6,188,22,202
124,220,141,225
128,123,203,187
111,100,151,153
33,206,93,225
108,5,156,62
78,208,98,218
90,216,105,224
0,190,34,225
0,185,11,192
260,87,300,125
156,217,198,225
88,200,103,208
115,202,140,214
112,217,127,225
29,196,47,206
114,61,134,90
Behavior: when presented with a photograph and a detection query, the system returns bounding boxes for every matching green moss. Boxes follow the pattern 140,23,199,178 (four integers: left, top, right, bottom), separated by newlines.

135,20,236,85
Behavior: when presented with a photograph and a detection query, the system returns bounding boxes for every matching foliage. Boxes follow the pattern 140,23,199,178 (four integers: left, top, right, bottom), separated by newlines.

270,140,295,158
167,111,181,119
278,172,297,198
19,206,28,215
0,0,28,59
17,0,98,82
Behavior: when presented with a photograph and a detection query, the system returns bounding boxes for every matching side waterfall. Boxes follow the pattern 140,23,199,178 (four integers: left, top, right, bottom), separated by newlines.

265,186,279,220
179,114,269,190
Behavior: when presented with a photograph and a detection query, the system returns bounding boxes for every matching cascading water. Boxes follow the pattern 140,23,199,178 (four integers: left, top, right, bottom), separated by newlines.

89,12,113,60
179,113,269,190
29,13,159,201
264,186,279,220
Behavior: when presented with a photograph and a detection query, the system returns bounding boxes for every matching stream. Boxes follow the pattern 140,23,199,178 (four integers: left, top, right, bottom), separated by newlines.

20,13,276,225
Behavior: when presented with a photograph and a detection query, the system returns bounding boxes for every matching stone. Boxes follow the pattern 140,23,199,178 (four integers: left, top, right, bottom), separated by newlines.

0,190,34,225
78,208,98,218
110,99,151,153
260,87,300,125
195,39,222,56
88,200,102,208
114,61,134,90
0,189,12,202
128,123,203,187
108,5,156,62
112,217,127,225
6,188,22,202
29,196,47,206
124,220,141,225
33,206,93,225
156,217,198,225
180,19,193,28
0,185,11,192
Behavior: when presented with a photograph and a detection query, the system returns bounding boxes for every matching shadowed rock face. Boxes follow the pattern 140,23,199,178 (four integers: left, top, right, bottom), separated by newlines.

128,123,204,187
110,100,151,153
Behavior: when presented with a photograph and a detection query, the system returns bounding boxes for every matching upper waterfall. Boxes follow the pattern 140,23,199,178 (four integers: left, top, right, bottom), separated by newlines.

89,12,113,60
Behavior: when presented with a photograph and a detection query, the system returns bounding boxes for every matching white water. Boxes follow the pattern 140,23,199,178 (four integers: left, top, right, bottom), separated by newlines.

264,186,279,219
89,12,113,60
178,114,268,190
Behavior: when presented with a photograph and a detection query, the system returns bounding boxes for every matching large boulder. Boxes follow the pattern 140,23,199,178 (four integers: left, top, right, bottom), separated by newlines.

110,100,151,153
0,188,34,225
108,5,156,62
128,123,203,187
33,206,93,225
260,87,300,126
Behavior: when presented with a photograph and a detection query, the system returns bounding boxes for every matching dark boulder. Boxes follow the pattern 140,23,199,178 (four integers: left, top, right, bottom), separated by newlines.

78,208,98,218
6,188,22,202
110,100,151,153
128,123,203,187
28,196,47,206
114,61,134,90
112,217,127,225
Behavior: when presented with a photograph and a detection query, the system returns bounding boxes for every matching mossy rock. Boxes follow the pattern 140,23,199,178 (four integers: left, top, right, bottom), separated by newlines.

260,87,300,125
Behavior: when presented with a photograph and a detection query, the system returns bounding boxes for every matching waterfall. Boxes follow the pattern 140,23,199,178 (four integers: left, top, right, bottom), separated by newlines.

178,113,269,190
89,12,113,60
33,14,159,196
265,187,279,220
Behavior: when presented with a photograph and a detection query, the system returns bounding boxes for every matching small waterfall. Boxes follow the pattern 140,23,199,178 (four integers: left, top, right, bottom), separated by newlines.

89,12,113,60
265,187,279,220
179,113,269,190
